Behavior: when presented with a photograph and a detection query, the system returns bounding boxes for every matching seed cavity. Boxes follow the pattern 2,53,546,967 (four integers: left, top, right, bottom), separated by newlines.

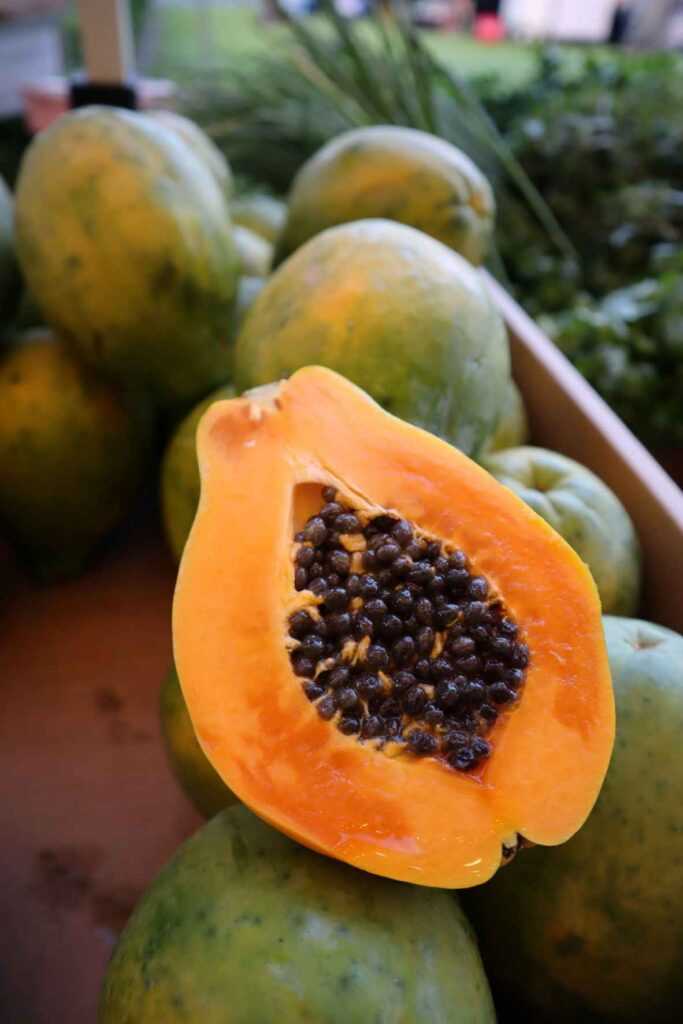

287,487,529,773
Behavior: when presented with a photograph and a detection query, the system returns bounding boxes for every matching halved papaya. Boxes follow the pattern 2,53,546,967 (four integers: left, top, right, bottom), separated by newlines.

173,367,614,888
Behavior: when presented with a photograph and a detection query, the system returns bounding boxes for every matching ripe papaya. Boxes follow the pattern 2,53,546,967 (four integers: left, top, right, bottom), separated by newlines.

232,193,286,243
173,367,614,888
15,106,240,410
480,379,529,454
147,108,233,197
482,447,641,615
99,804,496,1023
236,219,510,457
466,615,683,1022
0,330,153,579
233,225,272,277
275,126,494,266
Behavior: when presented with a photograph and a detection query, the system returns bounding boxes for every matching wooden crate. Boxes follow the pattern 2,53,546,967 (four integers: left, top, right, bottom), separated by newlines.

1,284,681,1023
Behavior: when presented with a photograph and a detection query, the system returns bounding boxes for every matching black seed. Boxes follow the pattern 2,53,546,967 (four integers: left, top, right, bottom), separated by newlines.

336,687,359,710
392,636,416,665
347,574,362,596
405,540,426,560
303,681,324,701
294,567,308,591
377,541,400,564
449,747,475,771
434,555,449,575
292,654,315,678
463,680,486,706
372,514,398,532
403,685,427,715
326,574,341,588
428,574,446,594
448,550,468,570
505,668,525,688
305,517,327,545
446,568,470,591
424,703,444,726
415,658,431,679
379,614,403,640
499,617,518,638
430,657,453,680
443,729,468,750
393,670,416,694
299,634,325,660
362,550,378,570
317,696,336,720
358,575,379,599
320,501,344,523
390,554,412,577
401,614,418,635
435,604,459,630
322,486,337,502
294,530,306,542
392,520,413,546
324,587,347,613
364,598,387,622
489,636,513,659
338,716,360,735
391,589,414,617
328,666,350,689
313,619,328,639
328,550,351,575
335,513,360,533
327,613,352,637
489,682,516,705
425,541,441,562
367,644,389,670
309,578,328,597
323,643,335,657
377,569,395,588
361,715,383,738
289,610,314,638
358,674,384,701
407,729,437,755
470,625,492,646
416,626,435,655
407,561,434,586
464,601,487,625
385,718,401,738
296,546,315,569
480,703,498,723
471,737,491,760
353,614,374,639
453,654,481,676
379,698,401,720
483,658,505,680
414,597,433,626
468,576,489,601
326,532,341,548
450,635,475,657
511,643,530,668
308,563,323,580
437,680,461,709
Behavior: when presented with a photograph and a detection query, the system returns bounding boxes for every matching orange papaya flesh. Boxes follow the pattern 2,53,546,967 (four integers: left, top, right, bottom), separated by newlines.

173,367,614,888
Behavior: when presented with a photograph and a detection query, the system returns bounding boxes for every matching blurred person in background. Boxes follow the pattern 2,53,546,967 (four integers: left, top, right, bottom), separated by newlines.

627,0,683,48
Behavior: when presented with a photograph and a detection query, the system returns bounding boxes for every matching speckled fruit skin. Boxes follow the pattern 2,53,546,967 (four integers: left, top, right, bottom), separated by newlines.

275,126,494,266
0,175,20,330
99,804,496,1024
236,219,509,457
161,384,235,562
0,330,153,579
465,615,683,1023
481,446,640,615
14,106,240,410
160,665,236,818
233,225,272,277
147,109,233,198
232,193,286,243
480,379,529,454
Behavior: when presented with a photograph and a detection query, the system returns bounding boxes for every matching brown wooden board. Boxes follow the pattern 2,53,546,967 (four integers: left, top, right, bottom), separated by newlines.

1,284,682,1023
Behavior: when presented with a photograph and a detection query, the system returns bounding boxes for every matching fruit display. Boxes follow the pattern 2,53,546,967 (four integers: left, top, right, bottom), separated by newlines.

2,100,679,1024
174,367,614,888
481,446,641,615
465,616,683,1022
274,126,495,266
160,664,235,818
0,329,153,579
236,219,510,456
14,106,240,410
99,804,496,1023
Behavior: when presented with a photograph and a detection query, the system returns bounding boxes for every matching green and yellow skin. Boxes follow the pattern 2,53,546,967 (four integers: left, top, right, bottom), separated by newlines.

480,379,529,454
232,193,286,243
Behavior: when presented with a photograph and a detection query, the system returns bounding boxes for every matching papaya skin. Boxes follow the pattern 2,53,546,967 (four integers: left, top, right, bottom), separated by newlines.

480,379,529,454
233,225,272,277
147,108,234,197
236,219,510,457
99,804,496,1023
14,106,240,411
232,193,286,243
173,367,614,889
274,125,494,266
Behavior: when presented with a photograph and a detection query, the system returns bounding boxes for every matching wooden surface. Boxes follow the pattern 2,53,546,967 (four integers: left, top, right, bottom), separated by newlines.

0,517,200,1024
1,284,682,1022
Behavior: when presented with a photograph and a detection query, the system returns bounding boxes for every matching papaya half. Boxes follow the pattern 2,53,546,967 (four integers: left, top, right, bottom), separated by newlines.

173,367,614,888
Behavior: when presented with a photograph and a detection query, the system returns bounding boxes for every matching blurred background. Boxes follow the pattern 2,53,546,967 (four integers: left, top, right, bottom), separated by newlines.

1,0,682,463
